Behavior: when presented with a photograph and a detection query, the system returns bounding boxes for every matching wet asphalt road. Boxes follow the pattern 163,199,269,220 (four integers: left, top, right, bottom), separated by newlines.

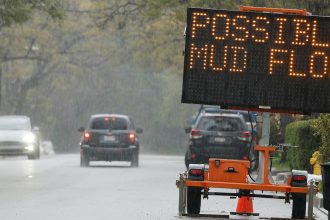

0,154,327,220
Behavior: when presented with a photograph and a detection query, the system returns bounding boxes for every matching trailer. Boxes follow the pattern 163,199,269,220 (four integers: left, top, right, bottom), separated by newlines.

177,146,316,219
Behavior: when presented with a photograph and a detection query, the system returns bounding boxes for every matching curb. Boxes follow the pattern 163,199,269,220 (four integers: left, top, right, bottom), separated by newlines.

274,172,328,217
314,193,328,216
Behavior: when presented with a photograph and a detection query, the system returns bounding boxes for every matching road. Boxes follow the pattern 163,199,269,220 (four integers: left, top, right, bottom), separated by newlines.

0,154,327,220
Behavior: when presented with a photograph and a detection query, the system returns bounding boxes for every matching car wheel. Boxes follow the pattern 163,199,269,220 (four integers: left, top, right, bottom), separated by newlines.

185,152,189,170
27,154,35,160
35,148,40,160
131,152,139,167
28,150,39,160
187,187,201,214
291,193,306,219
80,150,90,167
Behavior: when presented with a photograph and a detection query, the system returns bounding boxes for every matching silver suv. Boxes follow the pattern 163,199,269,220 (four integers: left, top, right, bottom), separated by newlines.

0,115,40,160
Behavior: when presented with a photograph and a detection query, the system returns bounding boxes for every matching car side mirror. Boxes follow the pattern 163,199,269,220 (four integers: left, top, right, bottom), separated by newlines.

185,126,191,134
78,127,85,132
136,128,143,134
33,126,40,132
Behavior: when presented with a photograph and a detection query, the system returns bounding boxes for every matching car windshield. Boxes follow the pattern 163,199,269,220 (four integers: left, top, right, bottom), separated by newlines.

90,117,128,130
0,118,31,130
197,116,243,131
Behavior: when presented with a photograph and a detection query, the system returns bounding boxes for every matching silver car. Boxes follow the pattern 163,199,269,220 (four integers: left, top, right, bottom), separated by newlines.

0,115,40,160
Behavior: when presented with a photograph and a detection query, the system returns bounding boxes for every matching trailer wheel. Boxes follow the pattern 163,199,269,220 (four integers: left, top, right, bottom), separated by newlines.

131,152,139,167
187,187,201,214
80,150,90,167
291,193,306,219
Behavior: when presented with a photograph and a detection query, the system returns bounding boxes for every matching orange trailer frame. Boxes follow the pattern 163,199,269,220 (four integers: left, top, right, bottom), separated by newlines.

184,146,308,193
185,146,307,193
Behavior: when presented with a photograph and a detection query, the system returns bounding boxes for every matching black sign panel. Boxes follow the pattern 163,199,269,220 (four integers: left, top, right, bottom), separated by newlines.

182,8,330,113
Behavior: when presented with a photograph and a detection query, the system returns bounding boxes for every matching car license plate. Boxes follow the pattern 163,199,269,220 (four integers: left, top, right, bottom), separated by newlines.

104,135,115,141
214,137,225,143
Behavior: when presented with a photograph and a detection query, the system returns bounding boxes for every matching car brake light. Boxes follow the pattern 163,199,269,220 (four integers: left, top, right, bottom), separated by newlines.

191,153,197,159
128,133,135,143
243,155,248,160
83,132,91,141
238,131,250,141
190,129,202,139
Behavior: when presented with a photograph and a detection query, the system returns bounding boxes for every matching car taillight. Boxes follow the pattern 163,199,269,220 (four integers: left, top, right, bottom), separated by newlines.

190,129,202,139
128,133,135,143
238,131,251,141
83,132,91,142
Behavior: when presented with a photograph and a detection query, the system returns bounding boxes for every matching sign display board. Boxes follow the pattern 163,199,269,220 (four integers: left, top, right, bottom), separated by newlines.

182,8,330,113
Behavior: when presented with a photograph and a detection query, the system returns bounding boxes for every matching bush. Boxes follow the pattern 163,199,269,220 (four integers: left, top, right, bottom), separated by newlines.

285,120,320,172
318,180,323,193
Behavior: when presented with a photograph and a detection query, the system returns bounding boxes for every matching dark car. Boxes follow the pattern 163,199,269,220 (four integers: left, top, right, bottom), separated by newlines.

78,114,143,167
184,110,253,169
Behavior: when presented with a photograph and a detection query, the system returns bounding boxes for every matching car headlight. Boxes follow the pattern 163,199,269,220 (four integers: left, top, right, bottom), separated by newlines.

24,145,35,151
22,133,36,143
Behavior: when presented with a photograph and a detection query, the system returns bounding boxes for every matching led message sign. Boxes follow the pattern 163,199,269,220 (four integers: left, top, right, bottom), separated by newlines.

181,8,330,113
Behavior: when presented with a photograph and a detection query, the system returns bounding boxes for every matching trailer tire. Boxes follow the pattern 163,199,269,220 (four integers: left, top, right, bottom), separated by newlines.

291,193,306,219
187,187,201,214
80,150,90,167
131,152,139,167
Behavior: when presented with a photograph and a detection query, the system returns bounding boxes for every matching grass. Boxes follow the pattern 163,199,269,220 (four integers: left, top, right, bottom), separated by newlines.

271,155,291,172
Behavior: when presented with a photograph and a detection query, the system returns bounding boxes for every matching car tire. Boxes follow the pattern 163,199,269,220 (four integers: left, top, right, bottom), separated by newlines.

28,149,40,160
80,150,90,167
27,154,35,160
185,151,189,170
187,187,201,215
291,193,306,219
35,147,40,160
131,151,139,167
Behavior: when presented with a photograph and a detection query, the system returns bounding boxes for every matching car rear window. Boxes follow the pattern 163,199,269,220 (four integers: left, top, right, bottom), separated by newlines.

90,117,128,130
197,116,243,131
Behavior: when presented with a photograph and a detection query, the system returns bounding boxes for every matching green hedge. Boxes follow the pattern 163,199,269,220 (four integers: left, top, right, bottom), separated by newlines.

285,120,320,172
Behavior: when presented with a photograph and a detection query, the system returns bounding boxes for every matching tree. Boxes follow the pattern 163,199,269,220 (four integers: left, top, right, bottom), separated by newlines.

0,0,64,27
312,114,330,162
